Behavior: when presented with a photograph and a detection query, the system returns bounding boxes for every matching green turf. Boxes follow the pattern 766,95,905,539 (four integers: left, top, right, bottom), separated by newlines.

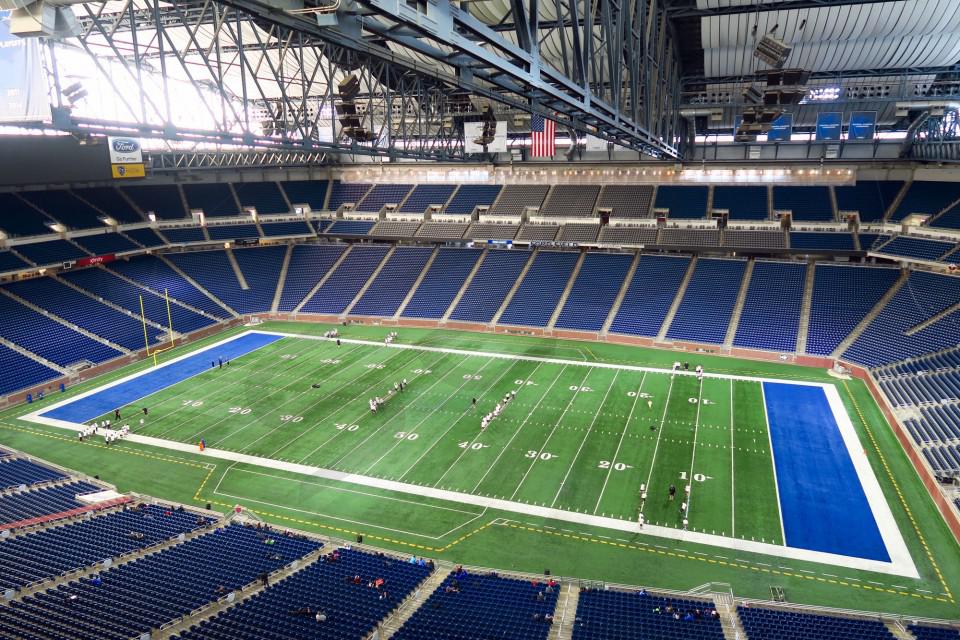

1,320,959,620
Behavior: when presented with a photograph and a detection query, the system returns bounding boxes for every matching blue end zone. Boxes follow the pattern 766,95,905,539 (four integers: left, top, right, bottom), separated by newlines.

43,332,284,424
763,382,889,562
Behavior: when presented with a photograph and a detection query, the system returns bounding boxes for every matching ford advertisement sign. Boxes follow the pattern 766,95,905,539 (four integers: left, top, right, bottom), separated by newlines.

107,136,143,164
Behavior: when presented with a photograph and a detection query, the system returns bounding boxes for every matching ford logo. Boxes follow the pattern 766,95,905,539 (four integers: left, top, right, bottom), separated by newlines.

112,138,139,153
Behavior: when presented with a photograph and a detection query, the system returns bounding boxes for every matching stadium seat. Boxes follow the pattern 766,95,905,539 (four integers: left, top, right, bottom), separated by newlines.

805,264,900,356
350,247,434,317
609,255,691,337
444,185,502,215
499,251,579,327
393,572,559,640
449,250,532,323
300,245,392,314
666,258,747,344
554,252,634,331
574,589,724,640
178,548,432,640
402,248,483,319
276,244,348,312
733,260,806,352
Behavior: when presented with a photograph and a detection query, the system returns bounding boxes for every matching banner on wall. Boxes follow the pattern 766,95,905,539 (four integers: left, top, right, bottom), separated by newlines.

463,121,507,154
107,136,145,179
815,112,842,141
767,113,793,142
0,11,50,123
849,111,877,140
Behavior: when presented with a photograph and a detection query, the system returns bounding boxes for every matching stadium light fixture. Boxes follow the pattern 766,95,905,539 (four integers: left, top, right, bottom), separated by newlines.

45,221,65,233
98,215,117,227
147,212,157,222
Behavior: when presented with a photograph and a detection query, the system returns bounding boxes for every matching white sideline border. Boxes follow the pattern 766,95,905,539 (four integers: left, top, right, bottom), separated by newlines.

21,329,919,579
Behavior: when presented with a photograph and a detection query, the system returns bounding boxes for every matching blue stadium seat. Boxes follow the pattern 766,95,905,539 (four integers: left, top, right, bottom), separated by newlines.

499,251,580,327
713,186,769,220
328,181,373,210
555,253,634,331
393,572,559,640
402,248,483,319
71,187,143,224
18,190,105,230
351,247,433,317
806,264,899,356
356,184,414,213
61,267,214,334
400,184,457,213
737,605,895,640
277,244,347,312
0,504,213,590
0,292,121,366
179,549,431,640
4,277,149,351
0,481,103,526
15,240,89,266
73,232,140,256
873,236,956,261
834,181,903,222
0,458,68,491
260,221,313,237
789,232,855,251
0,524,320,640
891,181,960,221
300,245,391,314
280,180,330,210
574,589,724,640
233,182,289,215
0,193,57,236
107,255,229,319
908,624,960,640
207,224,260,241
773,186,834,221
609,255,691,338
654,186,709,218
183,184,239,217
162,227,207,243
733,261,806,352
0,250,30,273
326,220,375,235
121,185,187,220
445,185,502,215
844,271,960,366
449,250,532,323
0,343,62,395
666,258,747,344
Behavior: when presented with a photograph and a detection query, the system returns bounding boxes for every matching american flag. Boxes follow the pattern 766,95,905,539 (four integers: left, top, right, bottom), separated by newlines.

530,113,555,158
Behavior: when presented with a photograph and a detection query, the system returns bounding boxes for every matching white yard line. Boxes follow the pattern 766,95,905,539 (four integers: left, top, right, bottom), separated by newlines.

730,378,736,538
152,340,355,440
252,330,828,387
326,355,469,470
432,362,545,489
397,360,520,481
759,381,788,546
359,357,493,475
551,370,620,508
238,345,416,455
640,375,676,516
684,377,705,521
287,350,450,464
593,372,646,515
21,329,919,579
48,428,919,578
509,367,592,501
469,364,565,493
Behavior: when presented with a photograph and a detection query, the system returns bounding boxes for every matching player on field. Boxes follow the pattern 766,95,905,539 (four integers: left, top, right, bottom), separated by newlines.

668,484,676,501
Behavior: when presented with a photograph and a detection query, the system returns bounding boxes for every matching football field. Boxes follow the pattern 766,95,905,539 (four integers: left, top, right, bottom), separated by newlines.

26,327,916,577
7,322,960,615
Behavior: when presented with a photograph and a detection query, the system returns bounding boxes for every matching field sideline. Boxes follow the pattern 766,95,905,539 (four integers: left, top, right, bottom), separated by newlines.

2,321,959,619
